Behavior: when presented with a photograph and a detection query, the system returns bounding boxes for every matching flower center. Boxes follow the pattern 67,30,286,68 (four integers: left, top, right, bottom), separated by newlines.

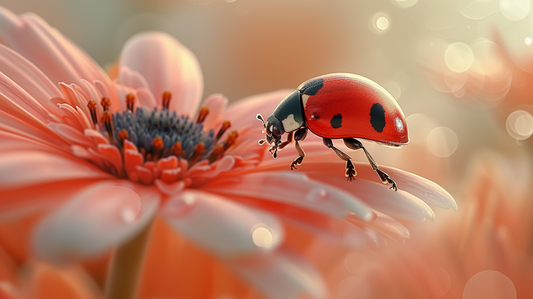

85,92,238,183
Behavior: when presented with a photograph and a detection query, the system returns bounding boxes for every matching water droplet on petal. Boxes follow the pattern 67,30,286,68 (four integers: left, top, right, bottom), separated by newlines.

307,188,328,202
165,194,197,217
120,207,137,223
251,224,274,249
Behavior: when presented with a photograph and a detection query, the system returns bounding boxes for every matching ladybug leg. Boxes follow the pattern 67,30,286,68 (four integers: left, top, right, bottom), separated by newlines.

290,127,307,170
279,131,294,150
322,138,356,180
343,138,397,191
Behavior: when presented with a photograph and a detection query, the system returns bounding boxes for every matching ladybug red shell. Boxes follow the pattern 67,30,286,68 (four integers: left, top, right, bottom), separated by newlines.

257,73,409,191
300,74,408,144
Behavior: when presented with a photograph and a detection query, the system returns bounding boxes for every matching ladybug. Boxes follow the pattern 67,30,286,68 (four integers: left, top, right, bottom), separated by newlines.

257,73,409,191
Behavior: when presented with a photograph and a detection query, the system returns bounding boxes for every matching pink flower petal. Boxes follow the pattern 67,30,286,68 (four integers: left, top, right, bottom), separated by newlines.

380,166,458,210
0,131,110,189
118,67,151,91
32,182,160,263
223,89,291,130
347,211,410,243
119,32,203,115
0,70,49,125
229,251,326,299
115,69,157,111
161,190,283,258
257,160,449,221
198,93,228,130
0,44,60,109
0,109,66,147
0,179,103,219
203,171,374,221
0,8,117,104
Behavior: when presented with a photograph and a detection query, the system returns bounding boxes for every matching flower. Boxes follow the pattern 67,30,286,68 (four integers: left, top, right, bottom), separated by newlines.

0,6,456,299
329,150,532,299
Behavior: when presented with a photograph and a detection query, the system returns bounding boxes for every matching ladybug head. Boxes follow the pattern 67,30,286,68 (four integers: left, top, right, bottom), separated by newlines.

256,113,285,158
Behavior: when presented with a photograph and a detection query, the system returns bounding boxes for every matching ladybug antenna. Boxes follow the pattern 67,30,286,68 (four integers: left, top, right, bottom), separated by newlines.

256,114,267,129
256,114,265,124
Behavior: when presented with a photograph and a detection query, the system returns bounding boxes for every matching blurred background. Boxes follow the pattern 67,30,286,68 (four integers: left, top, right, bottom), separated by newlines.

2,0,533,298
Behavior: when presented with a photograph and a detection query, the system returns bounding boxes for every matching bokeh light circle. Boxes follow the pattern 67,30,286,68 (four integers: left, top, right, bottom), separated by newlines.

251,224,275,249
344,252,368,275
427,127,459,157
406,114,439,144
370,12,391,34
463,270,516,299
392,0,419,8
445,42,474,73
506,110,533,140
499,0,531,21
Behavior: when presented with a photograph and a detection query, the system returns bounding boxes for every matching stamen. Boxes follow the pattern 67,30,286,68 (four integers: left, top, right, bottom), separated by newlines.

207,145,224,164
101,93,235,172
196,107,209,124
216,120,231,140
117,129,129,145
162,91,172,110
188,142,205,169
208,131,239,164
223,131,239,150
101,97,111,111
172,141,182,157
101,111,114,142
126,94,135,112
152,136,164,161
87,100,98,125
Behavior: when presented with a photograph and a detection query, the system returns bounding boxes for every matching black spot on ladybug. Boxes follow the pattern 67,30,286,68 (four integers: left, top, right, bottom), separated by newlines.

330,113,342,129
370,103,386,132
301,78,324,96
311,113,320,120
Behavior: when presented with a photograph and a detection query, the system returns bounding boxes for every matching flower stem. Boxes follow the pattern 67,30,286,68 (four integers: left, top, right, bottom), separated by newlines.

104,219,154,299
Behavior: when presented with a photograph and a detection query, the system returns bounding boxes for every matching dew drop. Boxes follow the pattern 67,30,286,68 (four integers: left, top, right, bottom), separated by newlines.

165,194,197,217
120,207,137,223
307,188,328,202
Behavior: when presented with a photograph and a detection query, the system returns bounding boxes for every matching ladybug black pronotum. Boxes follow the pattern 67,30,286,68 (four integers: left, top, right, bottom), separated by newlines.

257,73,409,191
